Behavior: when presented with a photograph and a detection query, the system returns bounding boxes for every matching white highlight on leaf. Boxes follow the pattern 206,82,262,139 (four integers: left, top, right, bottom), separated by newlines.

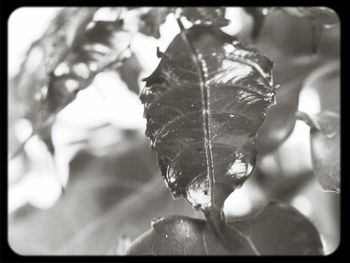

186,177,211,208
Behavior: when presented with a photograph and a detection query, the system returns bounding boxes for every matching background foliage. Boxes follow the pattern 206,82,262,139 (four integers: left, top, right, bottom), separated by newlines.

8,7,340,255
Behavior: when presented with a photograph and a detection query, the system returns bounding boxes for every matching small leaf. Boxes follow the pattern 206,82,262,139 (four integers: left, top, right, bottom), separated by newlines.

141,25,276,211
127,201,323,255
297,111,340,193
138,8,175,38
180,7,230,27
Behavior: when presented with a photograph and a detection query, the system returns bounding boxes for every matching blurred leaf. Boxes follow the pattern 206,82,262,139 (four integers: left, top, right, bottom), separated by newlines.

11,9,136,158
8,137,160,254
141,25,275,211
47,20,131,115
138,8,175,38
255,58,322,154
253,167,314,202
9,135,198,255
297,111,340,193
118,52,142,95
180,7,229,27
14,8,98,125
282,7,339,27
56,177,197,255
301,61,340,113
11,8,98,157
243,7,274,41
253,7,339,154
253,9,339,61
127,201,323,255
281,7,339,54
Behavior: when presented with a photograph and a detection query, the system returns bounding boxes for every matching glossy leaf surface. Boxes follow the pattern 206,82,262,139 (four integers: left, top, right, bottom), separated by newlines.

141,25,275,211
127,202,323,255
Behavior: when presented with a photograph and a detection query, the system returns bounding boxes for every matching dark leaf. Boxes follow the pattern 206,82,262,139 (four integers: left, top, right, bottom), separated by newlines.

127,201,323,255
251,7,339,154
282,7,339,27
118,52,143,95
301,61,340,113
281,7,339,54
140,25,276,211
180,7,229,27
243,7,274,41
139,8,175,39
256,57,329,154
297,111,340,193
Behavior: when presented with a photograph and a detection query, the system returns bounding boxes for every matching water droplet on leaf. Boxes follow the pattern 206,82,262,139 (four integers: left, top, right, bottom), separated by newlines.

185,176,211,208
151,216,166,229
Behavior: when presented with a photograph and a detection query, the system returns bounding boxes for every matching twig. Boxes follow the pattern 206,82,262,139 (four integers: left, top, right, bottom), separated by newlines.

8,131,35,161
295,110,319,130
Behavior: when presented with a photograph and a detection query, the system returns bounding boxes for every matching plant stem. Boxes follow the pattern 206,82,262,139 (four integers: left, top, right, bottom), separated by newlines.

295,110,320,130
203,208,259,254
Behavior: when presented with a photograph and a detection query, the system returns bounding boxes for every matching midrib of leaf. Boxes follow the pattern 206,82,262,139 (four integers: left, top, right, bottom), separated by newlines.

227,224,260,255
179,29,216,209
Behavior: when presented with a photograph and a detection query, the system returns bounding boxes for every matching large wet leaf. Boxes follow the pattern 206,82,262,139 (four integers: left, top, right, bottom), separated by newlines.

127,201,323,255
141,25,276,211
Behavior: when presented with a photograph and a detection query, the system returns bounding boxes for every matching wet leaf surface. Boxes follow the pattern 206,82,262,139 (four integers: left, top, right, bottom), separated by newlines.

141,25,276,211
127,201,323,255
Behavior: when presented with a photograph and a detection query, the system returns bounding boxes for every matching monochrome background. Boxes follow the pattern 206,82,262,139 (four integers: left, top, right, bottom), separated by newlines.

8,7,340,255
